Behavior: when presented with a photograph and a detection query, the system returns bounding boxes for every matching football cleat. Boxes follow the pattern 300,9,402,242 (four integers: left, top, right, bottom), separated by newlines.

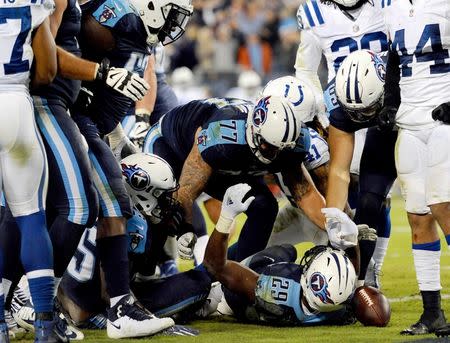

0,321,10,343
34,318,69,343
435,323,450,337
5,310,26,339
106,295,174,339
14,300,34,331
401,310,447,335
158,325,199,336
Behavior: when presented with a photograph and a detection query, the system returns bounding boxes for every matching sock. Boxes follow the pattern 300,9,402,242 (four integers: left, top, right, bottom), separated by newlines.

49,217,85,278
372,237,389,272
110,294,128,307
194,235,209,265
16,211,54,313
358,239,376,281
96,235,130,299
446,234,450,248
412,240,441,292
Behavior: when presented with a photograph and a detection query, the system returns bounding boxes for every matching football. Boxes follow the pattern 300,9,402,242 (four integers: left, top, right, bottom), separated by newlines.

352,286,391,327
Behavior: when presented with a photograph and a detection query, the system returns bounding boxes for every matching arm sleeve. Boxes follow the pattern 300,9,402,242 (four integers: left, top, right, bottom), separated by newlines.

383,48,401,109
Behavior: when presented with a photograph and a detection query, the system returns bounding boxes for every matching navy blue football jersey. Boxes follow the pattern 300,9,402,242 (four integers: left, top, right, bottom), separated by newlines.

325,78,378,133
33,0,82,106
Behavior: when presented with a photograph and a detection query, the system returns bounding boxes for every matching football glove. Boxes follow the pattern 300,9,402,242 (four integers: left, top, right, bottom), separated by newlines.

432,102,450,124
357,224,377,242
321,207,358,250
377,106,397,131
177,232,197,260
96,58,149,102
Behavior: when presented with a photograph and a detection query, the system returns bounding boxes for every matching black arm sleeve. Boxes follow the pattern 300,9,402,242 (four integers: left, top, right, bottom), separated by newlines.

383,48,401,109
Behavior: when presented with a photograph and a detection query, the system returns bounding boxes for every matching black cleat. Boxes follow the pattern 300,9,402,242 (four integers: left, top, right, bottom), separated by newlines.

401,310,447,335
436,324,450,337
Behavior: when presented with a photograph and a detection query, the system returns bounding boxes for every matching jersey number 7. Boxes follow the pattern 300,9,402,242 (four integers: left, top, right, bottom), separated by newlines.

0,7,32,75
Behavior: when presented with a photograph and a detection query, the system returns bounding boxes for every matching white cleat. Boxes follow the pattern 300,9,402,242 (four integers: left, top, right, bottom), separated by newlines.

106,295,174,339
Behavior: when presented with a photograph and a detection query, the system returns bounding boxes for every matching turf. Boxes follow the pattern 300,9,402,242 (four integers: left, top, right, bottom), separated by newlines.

13,196,450,342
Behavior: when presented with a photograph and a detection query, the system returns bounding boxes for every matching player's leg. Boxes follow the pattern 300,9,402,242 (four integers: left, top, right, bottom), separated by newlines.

80,115,174,338
0,93,62,340
396,128,445,335
354,127,397,287
34,97,99,293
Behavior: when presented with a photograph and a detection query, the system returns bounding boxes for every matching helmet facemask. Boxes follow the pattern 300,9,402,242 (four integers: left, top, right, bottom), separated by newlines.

148,184,180,224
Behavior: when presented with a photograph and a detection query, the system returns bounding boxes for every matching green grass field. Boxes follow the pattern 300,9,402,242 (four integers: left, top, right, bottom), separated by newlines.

13,196,450,342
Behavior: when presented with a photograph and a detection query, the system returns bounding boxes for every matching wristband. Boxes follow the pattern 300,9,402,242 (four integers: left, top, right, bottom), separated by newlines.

215,215,234,234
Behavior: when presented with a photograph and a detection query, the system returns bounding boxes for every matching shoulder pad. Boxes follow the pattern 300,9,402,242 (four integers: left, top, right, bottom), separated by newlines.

92,0,134,28
297,0,324,30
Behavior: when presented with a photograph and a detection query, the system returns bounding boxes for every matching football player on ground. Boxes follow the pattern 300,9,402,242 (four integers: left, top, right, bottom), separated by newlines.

0,0,59,340
382,0,450,335
295,0,393,287
65,0,193,338
143,96,349,262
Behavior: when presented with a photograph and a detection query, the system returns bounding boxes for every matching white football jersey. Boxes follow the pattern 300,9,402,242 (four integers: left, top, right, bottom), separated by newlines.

383,0,450,128
0,0,54,87
296,0,388,82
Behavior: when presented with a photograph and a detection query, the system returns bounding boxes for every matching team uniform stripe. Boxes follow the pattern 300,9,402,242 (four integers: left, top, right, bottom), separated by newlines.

34,97,89,224
311,1,324,25
89,152,122,217
143,123,162,154
26,269,54,279
121,115,136,137
302,3,315,27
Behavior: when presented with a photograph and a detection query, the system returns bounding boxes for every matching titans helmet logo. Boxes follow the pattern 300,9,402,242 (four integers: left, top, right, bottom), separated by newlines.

129,231,144,251
121,164,150,191
252,96,270,127
368,51,386,82
310,272,334,305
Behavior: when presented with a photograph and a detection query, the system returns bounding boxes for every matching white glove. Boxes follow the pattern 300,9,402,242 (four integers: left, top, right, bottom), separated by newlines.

96,59,150,102
177,232,197,260
321,207,358,250
216,183,255,234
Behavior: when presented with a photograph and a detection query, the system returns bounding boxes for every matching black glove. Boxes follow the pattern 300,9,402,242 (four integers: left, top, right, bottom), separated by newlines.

432,102,450,124
377,106,397,131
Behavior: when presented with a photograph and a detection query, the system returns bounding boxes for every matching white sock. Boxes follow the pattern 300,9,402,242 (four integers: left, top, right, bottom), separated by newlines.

413,243,441,291
194,235,209,265
54,277,62,298
2,279,12,298
110,294,128,307
373,237,389,273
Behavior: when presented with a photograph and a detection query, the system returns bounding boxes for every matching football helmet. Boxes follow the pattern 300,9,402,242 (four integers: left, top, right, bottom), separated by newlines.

121,153,178,223
246,95,301,164
335,49,386,123
300,246,356,312
261,76,316,123
129,0,194,46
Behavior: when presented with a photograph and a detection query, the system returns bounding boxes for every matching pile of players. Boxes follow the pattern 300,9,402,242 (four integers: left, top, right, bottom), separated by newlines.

0,0,449,342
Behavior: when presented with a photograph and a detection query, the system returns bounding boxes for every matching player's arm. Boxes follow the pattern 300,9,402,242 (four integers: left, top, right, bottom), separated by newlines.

326,125,354,210
31,17,57,88
203,184,259,302
281,163,326,229
309,162,329,197
135,54,157,119
177,128,213,225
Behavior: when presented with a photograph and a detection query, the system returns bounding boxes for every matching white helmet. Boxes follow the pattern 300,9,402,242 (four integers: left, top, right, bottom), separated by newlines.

171,66,194,87
261,76,317,123
129,0,194,46
300,246,356,312
238,70,262,90
246,95,301,164
121,153,178,223
335,49,386,123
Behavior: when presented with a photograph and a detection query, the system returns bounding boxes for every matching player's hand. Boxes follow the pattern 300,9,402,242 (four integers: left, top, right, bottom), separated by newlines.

321,207,358,250
177,232,197,260
221,183,255,220
96,58,150,102
357,224,377,242
111,136,139,161
377,106,397,131
432,102,450,124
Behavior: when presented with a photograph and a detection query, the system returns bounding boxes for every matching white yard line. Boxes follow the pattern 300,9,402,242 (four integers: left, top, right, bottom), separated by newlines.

389,294,450,303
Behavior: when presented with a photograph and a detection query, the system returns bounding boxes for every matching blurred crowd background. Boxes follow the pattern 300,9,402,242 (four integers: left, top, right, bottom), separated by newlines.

162,0,309,103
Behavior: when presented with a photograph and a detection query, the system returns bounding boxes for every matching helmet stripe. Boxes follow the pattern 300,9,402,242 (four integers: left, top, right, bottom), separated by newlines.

344,254,350,289
281,101,291,143
330,252,342,289
354,63,362,103
346,63,353,103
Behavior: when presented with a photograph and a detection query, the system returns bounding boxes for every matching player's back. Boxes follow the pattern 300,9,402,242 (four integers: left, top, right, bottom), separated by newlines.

297,0,388,80
160,98,253,161
0,0,53,90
